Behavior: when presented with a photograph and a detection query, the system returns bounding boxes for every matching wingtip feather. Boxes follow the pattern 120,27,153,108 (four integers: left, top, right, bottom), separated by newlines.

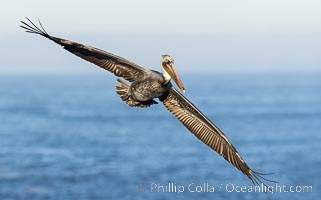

20,17,50,39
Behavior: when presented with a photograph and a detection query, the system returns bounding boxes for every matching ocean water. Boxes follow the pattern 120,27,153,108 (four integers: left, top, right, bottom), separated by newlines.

0,73,320,200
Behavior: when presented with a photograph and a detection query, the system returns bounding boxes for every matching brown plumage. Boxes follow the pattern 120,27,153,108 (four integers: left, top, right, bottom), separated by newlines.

20,17,276,187
161,87,273,185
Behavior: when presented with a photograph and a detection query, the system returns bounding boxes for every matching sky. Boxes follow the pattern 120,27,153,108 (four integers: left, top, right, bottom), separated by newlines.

0,0,320,74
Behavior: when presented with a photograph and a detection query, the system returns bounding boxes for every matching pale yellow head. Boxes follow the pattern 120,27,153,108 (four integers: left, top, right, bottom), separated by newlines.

162,55,185,93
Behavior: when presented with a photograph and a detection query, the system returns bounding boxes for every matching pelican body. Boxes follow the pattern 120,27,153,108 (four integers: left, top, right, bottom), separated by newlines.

20,18,275,187
115,55,183,108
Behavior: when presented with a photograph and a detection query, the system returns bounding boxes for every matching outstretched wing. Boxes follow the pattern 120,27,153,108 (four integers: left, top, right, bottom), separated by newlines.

161,86,274,186
20,18,150,82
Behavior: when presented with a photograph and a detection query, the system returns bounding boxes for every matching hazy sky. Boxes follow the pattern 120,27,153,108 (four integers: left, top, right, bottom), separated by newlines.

1,0,320,74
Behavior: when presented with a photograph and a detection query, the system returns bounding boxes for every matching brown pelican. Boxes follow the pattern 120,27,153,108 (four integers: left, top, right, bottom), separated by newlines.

20,18,275,186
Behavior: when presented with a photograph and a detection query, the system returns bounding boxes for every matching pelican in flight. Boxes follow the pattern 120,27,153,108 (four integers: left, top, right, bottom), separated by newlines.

20,18,274,186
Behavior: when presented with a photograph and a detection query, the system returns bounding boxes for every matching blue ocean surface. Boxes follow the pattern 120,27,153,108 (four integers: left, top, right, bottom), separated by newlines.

0,73,320,200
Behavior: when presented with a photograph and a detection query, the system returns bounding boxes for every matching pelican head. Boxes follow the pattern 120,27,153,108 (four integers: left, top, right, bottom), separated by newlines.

162,55,186,93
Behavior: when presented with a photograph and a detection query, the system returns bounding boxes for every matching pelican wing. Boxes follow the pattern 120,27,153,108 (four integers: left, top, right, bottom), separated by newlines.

20,18,149,82
161,86,269,185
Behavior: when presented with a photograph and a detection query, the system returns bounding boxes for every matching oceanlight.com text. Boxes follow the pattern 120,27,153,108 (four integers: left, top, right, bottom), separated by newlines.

139,182,312,195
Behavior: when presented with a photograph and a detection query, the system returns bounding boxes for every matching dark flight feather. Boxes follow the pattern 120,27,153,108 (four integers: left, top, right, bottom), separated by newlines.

20,17,150,82
161,87,277,188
